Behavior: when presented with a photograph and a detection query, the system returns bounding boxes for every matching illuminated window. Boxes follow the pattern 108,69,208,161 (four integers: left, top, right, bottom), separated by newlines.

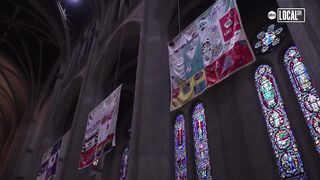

284,46,320,154
255,65,306,179
253,24,285,54
174,115,187,180
120,146,129,180
192,103,212,179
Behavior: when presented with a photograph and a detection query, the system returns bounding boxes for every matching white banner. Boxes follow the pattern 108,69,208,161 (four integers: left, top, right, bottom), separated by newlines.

79,84,122,169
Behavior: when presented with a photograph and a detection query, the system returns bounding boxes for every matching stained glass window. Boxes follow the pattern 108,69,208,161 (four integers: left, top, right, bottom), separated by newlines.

284,46,320,154
252,24,285,54
192,103,212,179
255,65,306,179
120,146,129,180
175,115,187,180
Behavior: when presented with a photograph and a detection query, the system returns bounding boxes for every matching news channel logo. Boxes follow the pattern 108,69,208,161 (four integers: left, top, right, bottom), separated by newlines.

268,8,305,23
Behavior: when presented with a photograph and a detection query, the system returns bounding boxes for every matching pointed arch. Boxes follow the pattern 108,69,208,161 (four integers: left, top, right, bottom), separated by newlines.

284,46,320,154
174,114,187,180
255,65,306,179
192,103,212,179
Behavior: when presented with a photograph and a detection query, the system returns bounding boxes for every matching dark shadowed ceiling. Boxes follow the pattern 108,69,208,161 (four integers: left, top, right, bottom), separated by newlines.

0,0,90,151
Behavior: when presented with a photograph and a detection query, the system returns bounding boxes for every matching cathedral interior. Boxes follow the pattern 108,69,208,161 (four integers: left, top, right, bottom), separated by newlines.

0,0,320,179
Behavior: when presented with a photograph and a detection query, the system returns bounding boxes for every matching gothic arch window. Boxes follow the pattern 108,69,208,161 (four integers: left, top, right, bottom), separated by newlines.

255,65,306,179
120,146,129,180
192,103,212,179
284,46,320,154
174,114,187,180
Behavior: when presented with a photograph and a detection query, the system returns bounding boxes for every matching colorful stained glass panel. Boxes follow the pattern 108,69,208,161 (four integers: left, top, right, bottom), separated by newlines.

120,146,129,180
192,103,212,179
175,115,188,180
252,24,285,55
284,46,320,154
255,65,306,179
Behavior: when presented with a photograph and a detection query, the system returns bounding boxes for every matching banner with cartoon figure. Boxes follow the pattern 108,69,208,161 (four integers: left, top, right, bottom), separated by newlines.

168,0,255,111
79,84,122,169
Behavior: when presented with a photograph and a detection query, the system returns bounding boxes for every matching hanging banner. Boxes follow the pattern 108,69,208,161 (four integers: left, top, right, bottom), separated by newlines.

78,111,100,169
168,0,255,111
95,84,122,159
37,137,64,180
79,84,122,169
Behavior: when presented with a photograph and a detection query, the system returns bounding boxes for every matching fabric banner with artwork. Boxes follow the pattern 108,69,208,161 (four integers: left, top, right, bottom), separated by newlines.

79,84,122,169
37,137,64,180
168,0,255,111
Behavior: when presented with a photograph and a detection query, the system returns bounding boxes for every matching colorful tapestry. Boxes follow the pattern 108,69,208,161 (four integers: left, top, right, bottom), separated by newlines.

79,85,122,169
284,46,320,154
174,115,187,180
255,65,306,179
169,0,255,111
37,138,63,180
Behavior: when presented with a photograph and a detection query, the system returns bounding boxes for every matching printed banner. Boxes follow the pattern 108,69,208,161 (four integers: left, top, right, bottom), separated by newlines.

95,84,122,159
168,0,255,111
79,84,122,169
78,112,100,169
37,137,63,180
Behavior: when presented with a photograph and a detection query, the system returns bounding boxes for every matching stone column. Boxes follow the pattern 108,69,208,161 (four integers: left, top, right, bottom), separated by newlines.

276,0,320,90
57,34,101,180
128,0,172,179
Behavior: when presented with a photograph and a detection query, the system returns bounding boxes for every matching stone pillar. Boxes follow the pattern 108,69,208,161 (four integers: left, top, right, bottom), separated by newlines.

56,35,101,180
276,0,320,90
55,76,93,180
128,0,172,179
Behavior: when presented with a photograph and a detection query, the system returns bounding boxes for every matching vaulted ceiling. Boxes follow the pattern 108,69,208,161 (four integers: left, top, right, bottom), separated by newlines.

0,0,66,152
0,0,90,151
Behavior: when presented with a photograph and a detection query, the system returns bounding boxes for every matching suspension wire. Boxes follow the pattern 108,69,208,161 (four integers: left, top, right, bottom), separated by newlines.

177,0,181,33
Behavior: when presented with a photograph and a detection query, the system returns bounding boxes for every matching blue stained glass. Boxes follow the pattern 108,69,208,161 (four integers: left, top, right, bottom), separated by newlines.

284,46,320,154
175,115,187,180
120,146,129,180
253,24,285,54
255,65,307,179
192,103,212,180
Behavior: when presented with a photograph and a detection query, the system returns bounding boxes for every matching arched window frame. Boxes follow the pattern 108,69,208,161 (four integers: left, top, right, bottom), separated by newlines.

255,64,306,179
120,146,129,180
284,46,320,154
174,114,188,180
192,103,212,179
